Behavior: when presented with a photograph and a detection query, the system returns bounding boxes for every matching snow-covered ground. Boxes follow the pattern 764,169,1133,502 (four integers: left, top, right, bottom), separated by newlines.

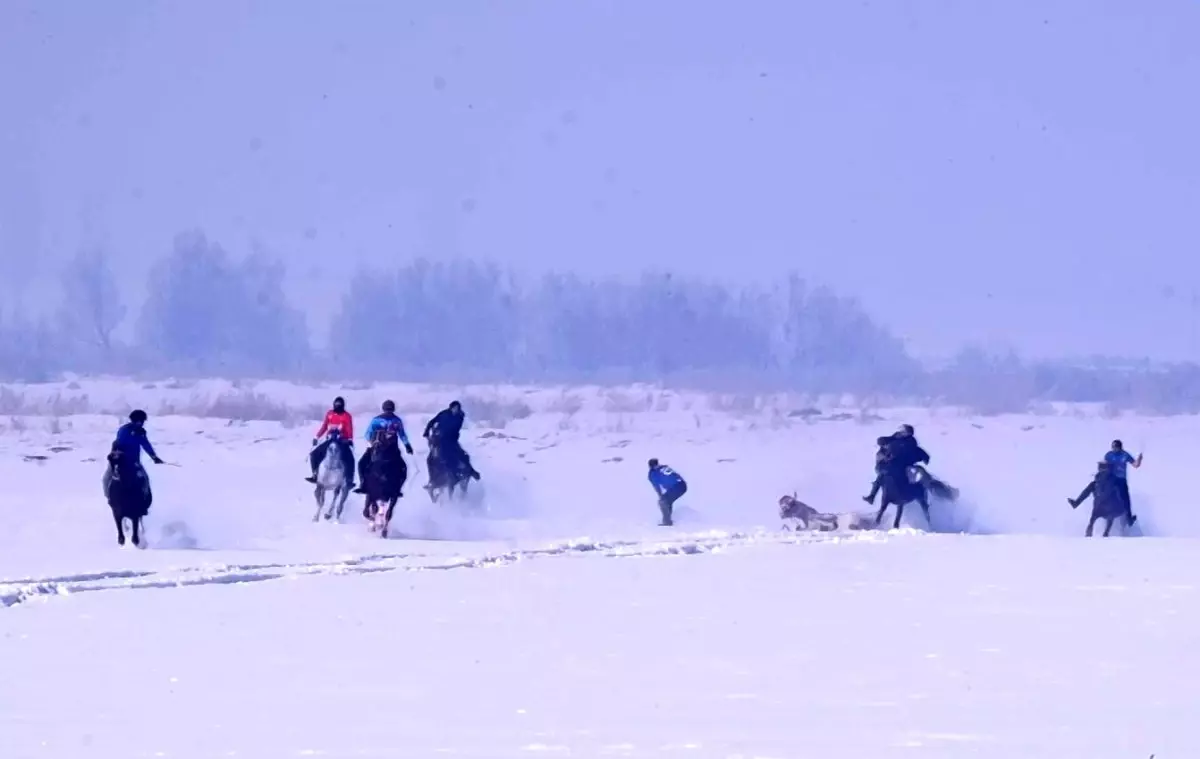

1,379,1196,757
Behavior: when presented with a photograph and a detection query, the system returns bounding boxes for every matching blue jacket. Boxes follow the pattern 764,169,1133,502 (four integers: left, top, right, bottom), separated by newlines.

114,422,159,464
649,464,686,495
365,413,411,447
1104,450,1135,479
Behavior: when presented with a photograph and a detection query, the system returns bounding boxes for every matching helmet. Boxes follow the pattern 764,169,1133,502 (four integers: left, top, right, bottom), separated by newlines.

333,396,345,410
898,424,914,436
1112,439,1123,449
129,409,148,424
648,458,659,469
382,400,396,413
449,400,462,412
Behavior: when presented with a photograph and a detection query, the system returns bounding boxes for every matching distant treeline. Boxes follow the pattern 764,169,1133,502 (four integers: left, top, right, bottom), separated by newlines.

3,228,1200,414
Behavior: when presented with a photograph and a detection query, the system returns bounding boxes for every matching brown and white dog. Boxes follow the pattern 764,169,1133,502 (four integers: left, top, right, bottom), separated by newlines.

778,494,874,532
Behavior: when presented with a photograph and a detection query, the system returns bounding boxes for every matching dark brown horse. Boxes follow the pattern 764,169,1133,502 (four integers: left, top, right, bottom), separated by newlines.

103,448,152,548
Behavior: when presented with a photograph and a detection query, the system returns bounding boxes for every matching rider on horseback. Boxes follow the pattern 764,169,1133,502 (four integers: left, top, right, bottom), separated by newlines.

423,400,480,481
890,424,930,470
306,396,356,488
863,424,930,506
354,400,413,494
105,409,163,502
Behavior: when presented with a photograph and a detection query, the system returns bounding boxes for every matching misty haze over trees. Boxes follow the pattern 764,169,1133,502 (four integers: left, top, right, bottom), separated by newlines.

2,228,1199,415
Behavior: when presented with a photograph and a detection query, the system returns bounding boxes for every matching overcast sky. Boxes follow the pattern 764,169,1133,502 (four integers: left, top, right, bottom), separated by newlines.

2,0,1198,359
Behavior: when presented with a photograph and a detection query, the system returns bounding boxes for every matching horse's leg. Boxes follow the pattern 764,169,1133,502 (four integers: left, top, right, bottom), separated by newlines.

892,501,905,530
873,489,892,523
381,496,399,538
1102,516,1114,537
874,493,890,526
323,482,337,520
1085,512,1097,537
334,486,347,520
112,506,125,546
131,515,142,547
313,486,324,522
917,488,932,523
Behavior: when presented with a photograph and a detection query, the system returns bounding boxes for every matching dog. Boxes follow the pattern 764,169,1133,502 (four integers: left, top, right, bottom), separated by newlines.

778,493,874,532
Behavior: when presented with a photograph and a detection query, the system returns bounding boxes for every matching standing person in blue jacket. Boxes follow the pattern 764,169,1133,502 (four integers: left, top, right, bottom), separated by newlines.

1104,439,1143,526
648,458,687,526
354,400,414,494
104,409,164,500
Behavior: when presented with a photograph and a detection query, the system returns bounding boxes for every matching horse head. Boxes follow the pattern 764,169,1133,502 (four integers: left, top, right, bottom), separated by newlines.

325,428,346,452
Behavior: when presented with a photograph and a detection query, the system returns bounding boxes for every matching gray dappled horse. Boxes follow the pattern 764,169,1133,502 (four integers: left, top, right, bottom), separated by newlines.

312,432,352,522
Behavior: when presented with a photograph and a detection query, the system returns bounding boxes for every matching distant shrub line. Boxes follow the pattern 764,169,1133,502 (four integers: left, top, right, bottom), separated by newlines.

4,228,1200,414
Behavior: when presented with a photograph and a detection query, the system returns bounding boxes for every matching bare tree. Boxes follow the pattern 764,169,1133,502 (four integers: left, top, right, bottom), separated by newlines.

57,246,126,357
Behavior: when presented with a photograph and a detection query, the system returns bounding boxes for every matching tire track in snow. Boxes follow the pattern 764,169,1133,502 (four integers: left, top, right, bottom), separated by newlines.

0,528,905,608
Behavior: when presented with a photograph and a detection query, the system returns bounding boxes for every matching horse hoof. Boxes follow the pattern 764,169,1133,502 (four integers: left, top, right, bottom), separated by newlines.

117,535,125,546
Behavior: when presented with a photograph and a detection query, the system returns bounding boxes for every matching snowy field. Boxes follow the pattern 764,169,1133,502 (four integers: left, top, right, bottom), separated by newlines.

1,378,1197,758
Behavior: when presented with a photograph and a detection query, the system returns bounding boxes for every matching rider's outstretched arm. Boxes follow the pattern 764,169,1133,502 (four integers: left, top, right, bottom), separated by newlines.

139,431,161,462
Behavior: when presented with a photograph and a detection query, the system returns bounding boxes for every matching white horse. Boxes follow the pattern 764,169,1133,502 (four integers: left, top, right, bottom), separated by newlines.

312,436,352,522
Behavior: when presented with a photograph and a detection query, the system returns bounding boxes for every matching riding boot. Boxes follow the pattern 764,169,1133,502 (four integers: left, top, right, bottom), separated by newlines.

306,446,323,483
355,454,369,494
863,477,881,504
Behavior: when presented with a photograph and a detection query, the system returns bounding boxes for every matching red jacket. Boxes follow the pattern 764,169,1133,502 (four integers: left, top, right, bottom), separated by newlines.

315,410,354,441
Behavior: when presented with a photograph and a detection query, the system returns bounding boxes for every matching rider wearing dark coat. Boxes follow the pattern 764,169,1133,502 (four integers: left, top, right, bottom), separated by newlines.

862,435,894,504
863,425,929,504
423,401,480,480
889,424,930,470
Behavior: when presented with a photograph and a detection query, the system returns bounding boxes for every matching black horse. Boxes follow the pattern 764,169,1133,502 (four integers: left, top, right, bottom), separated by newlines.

1069,462,1128,537
424,438,477,503
874,464,959,530
103,448,152,547
363,440,407,538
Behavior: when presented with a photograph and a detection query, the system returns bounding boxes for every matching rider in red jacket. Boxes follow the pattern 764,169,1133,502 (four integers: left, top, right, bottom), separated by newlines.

306,396,357,486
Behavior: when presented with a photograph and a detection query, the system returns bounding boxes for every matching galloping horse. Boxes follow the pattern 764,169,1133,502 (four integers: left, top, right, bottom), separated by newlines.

363,436,407,538
425,438,473,503
312,430,352,522
874,465,933,530
103,447,152,548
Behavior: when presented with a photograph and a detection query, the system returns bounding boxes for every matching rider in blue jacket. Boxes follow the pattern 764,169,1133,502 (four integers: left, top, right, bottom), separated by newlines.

354,400,414,493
